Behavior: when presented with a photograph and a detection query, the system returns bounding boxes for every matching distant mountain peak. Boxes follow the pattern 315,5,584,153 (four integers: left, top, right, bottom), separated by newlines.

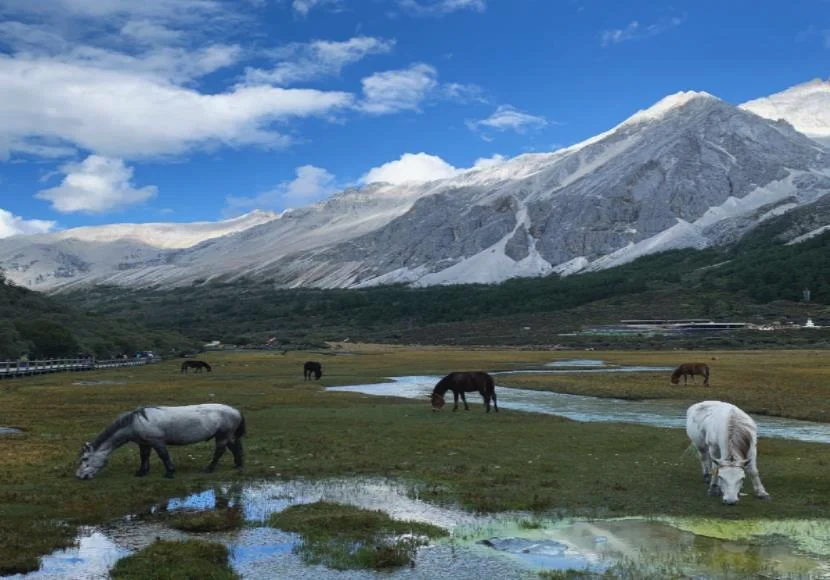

621,90,719,127
741,80,830,144
48,209,279,249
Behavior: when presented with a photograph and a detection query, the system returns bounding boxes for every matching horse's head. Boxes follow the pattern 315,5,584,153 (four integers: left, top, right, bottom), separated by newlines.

670,374,680,385
430,393,445,411
713,458,748,505
76,442,108,480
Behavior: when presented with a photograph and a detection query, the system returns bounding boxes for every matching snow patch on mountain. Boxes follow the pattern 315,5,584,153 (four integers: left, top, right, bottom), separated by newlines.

787,225,830,245
50,210,279,249
741,79,830,144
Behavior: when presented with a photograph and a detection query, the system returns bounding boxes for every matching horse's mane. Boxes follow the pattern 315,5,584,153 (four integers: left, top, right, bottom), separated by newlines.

432,374,455,396
91,407,150,449
726,411,753,461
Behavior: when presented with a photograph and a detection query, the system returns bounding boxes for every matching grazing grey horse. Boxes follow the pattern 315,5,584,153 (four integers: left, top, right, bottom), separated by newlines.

686,400,770,505
76,404,246,480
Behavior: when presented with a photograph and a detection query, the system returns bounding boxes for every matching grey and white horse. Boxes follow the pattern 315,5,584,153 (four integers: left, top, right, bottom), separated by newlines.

686,400,770,505
76,403,246,480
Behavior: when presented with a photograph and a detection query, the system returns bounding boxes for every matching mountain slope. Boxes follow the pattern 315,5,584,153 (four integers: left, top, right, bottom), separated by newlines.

0,271,197,359
253,92,830,286
2,83,830,292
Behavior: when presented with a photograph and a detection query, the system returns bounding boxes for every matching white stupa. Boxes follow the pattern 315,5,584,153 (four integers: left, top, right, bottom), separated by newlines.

804,317,819,328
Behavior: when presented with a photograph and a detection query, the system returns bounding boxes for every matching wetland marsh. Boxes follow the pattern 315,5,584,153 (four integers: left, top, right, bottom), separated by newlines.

3,347,830,577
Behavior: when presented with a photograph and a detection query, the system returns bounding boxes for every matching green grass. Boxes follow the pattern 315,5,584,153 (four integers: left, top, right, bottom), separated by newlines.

269,501,447,570
164,506,244,533
109,539,238,579
3,347,830,572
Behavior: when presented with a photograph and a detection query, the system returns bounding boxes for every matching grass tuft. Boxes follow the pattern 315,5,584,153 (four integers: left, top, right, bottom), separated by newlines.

269,501,447,570
165,507,244,533
109,539,238,579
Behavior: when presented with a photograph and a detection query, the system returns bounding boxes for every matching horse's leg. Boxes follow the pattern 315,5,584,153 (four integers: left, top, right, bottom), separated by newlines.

150,441,175,478
452,391,459,412
136,444,151,477
491,389,498,412
483,392,491,413
704,371,710,387
204,436,228,473
747,460,770,500
697,446,712,484
460,391,469,411
228,439,244,469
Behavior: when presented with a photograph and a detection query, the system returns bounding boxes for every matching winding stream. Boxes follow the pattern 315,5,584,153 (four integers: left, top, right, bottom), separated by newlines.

327,372,830,444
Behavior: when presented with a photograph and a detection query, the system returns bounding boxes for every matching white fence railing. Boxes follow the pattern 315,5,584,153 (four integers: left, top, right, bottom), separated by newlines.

0,357,160,379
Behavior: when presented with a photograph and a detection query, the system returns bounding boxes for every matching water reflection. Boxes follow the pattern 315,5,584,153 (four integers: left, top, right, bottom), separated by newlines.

8,478,830,579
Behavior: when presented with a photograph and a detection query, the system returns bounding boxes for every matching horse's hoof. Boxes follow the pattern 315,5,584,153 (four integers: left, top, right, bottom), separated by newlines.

757,493,771,500
164,472,175,479
202,467,215,474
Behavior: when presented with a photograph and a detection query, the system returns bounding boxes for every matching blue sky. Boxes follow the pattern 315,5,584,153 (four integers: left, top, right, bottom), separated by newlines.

0,0,827,235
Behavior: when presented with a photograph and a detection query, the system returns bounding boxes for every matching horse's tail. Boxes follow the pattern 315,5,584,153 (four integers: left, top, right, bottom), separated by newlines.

234,412,247,440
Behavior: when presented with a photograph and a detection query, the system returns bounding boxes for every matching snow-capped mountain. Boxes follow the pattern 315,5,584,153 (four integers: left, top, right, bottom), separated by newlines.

741,78,830,146
0,210,278,288
2,81,829,292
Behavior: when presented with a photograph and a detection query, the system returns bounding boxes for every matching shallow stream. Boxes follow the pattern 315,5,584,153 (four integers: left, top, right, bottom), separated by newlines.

8,478,830,579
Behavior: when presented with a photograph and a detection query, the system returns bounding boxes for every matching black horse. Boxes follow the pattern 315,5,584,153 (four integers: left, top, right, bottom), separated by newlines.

430,371,498,413
304,361,322,380
181,360,212,374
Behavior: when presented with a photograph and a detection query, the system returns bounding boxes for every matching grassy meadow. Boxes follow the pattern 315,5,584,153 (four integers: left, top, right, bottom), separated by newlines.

2,346,830,573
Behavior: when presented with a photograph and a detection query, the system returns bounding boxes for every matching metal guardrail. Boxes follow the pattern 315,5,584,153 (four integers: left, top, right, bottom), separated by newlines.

0,357,160,379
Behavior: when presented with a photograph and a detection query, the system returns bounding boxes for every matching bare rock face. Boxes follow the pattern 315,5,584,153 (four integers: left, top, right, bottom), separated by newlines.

2,87,830,292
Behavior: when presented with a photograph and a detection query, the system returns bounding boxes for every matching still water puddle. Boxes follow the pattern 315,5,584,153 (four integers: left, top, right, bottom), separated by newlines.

0,427,21,435
8,478,830,579
327,375,830,444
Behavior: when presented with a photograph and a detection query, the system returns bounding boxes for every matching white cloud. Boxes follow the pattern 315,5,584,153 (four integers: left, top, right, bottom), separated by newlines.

360,63,439,114
601,15,686,47
360,152,459,184
0,0,225,22
466,105,548,137
36,155,158,213
0,54,354,159
292,0,344,17
398,0,486,16
440,82,486,103
225,165,337,212
0,208,56,238
0,0,357,162
471,153,506,170
120,20,185,46
244,36,395,86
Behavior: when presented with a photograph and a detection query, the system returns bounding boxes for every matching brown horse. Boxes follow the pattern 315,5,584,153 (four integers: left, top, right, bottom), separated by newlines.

181,360,212,374
430,371,498,413
303,361,322,380
671,363,710,386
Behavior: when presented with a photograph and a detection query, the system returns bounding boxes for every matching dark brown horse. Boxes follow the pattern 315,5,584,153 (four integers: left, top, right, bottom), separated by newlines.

181,360,212,374
304,361,322,380
430,371,498,413
671,363,709,386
